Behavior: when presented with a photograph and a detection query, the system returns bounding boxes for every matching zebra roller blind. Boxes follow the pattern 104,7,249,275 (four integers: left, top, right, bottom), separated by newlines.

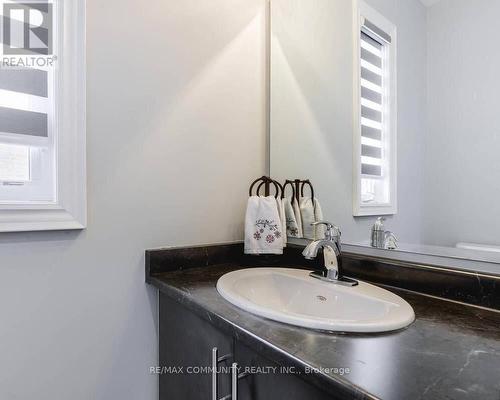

360,21,390,177
0,67,49,143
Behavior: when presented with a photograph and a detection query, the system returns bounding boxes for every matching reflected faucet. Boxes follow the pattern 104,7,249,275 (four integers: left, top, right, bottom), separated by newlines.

303,221,358,287
371,217,399,250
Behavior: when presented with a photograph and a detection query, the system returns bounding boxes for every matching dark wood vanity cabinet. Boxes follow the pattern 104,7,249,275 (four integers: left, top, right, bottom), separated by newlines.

159,294,232,399
159,293,334,400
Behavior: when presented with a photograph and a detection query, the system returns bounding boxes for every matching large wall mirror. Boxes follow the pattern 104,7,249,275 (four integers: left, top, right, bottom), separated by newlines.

270,0,500,265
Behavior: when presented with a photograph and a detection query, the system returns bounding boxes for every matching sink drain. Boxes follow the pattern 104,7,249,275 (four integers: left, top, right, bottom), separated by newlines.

316,295,327,301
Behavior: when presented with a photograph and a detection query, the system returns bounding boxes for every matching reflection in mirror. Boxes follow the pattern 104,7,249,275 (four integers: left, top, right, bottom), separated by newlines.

270,0,500,264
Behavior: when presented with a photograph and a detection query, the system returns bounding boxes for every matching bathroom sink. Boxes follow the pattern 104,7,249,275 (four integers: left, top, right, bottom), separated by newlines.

216,268,415,333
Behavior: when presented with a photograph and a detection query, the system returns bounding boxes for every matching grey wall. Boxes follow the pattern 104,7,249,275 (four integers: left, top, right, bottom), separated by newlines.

423,0,500,247
0,1,267,399
270,0,427,244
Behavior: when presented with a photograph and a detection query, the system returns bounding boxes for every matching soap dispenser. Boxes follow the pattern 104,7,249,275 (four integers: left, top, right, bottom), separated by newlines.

371,217,386,248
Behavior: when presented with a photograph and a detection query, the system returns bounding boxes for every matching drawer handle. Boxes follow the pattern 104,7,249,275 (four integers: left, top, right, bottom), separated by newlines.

231,363,251,400
212,348,218,400
212,347,232,400
231,363,238,400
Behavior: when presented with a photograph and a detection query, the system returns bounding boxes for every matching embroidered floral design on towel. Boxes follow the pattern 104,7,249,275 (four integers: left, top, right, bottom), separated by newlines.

256,219,279,231
286,218,299,237
254,219,281,243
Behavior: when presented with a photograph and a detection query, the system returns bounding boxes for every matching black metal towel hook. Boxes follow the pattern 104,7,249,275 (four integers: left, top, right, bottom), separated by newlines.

248,176,281,199
282,179,315,205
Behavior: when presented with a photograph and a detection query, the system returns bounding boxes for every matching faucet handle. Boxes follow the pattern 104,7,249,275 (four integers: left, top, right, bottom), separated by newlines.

311,221,341,241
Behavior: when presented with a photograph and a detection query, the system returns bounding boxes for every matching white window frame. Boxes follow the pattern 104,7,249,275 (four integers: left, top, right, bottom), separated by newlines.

0,0,86,232
353,0,397,217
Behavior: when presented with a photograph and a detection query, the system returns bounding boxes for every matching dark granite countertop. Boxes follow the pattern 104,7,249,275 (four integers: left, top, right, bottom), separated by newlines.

148,263,500,400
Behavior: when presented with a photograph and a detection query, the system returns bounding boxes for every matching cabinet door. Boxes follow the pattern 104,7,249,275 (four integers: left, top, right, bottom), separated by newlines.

234,342,335,400
159,293,233,400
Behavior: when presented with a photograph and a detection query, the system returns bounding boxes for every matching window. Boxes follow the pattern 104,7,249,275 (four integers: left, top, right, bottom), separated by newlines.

0,143,30,182
0,0,86,232
353,1,397,216
0,64,56,204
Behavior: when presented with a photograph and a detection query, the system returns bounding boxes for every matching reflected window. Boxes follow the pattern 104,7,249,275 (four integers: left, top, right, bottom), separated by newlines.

354,2,397,216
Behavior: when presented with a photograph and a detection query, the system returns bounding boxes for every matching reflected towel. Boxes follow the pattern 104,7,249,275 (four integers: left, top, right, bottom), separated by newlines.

292,198,303,238
284,198,302,238
300,197,324,240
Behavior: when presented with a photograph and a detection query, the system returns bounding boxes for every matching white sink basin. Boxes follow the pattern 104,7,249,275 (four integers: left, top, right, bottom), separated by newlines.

216,268,415,333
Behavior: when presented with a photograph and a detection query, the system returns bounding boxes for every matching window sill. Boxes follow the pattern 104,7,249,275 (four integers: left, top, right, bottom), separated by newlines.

353,203,397,217
0,207,86,232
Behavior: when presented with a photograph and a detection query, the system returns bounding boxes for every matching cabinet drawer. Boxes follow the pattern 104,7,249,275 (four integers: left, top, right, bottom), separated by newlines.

234,342,335,400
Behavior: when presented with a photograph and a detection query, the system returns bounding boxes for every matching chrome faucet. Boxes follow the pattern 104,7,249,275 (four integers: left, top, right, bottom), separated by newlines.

303,221,358,287
371,217,399,250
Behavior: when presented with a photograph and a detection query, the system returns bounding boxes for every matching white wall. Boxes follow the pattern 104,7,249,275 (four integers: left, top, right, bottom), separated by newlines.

0,1,267,399
423,0,500,247
271,0,427,244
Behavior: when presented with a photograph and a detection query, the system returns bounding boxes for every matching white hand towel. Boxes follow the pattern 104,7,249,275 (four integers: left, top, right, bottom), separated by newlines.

244,196,284,255
283,198,301,238
300,197,325,240
292,199,303,238
276,197,287,247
